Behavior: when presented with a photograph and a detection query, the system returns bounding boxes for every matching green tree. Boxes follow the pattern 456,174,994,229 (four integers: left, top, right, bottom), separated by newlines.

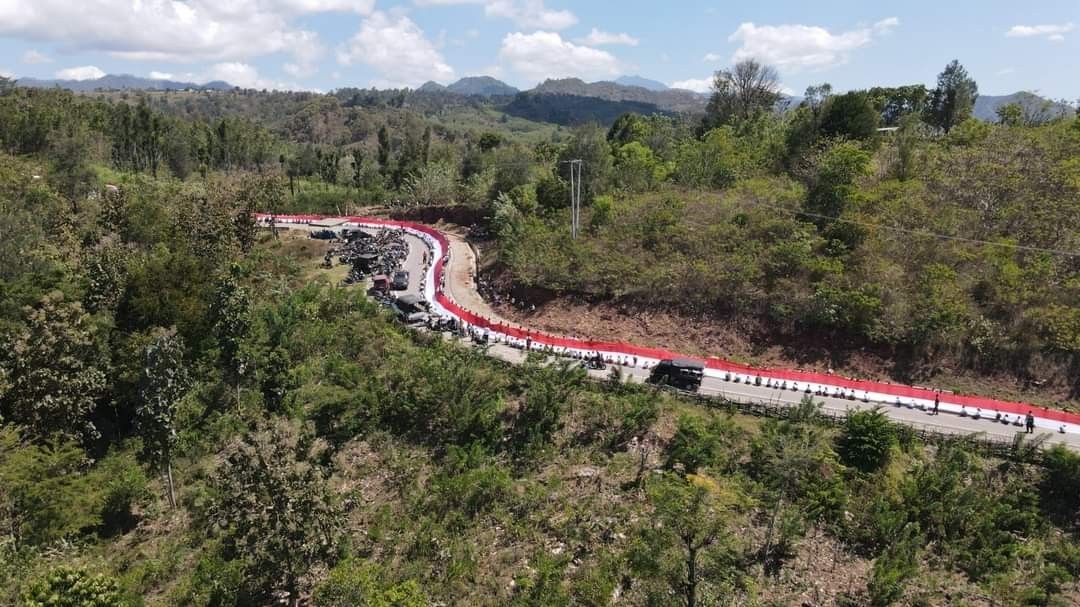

926,60,979,133
210,269,251,405
376,125,391,175
867,523,922,606
836,408,896,473
557,125,612,204
0,428,103,547
749,401,844,570
703,59,782,130
630,474,745,607
136,328,188,508
0,291,106,443
402,163,456,207
996,102,1024,127
511,361,583,459
1040,444,1080,520
664,415,730,473
211,420,344,606
819,91,880,141
49,125,97,214
804,142,871,246
612,141,668,192
478,132,503,152
22,567,125,607
867,85,928,126
893,113,926,180
535,173,570,213
607,113,651,146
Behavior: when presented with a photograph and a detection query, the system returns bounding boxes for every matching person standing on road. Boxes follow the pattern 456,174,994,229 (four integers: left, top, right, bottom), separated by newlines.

933,393,940,415
1026,411,1036,434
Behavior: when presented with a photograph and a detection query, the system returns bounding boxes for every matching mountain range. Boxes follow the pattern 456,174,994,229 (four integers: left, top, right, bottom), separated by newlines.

15,73,233,92
972,92,1075,122
14,72,1073,126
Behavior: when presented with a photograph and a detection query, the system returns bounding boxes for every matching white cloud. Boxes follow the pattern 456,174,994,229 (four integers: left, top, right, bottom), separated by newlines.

283,63,303,77
486,0,576,29
996,67,1016,76
149,71,175,80
0,68,14,79
415,0,576,29
337,11,456,87
872,17,900,33
576,28,638,46
55,65,106,81
21,49,52,64
1006,23,1074,40
270,0,375,13
499,31,620,84
703,52,722,62
670,77,712,93
728,17,899,71
201,61,316,91
0,0,345,65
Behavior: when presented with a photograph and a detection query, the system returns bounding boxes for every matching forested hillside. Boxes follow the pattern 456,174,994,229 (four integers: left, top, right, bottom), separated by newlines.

2,59,1080,607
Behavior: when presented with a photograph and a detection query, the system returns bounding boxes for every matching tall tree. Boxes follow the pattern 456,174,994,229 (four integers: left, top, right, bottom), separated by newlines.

0,428,104,547
0,292,106,443
819,91,880,141
211,420,344,606
136,328,188,508
630,474,745,607
703,59,782,130
49,125,96,214
867,85,928,126
211,268,251,405
376,125,391,175
926,60,978,133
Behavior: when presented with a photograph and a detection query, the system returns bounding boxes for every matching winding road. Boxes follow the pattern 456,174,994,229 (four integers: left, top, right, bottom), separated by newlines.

266,214,1080,451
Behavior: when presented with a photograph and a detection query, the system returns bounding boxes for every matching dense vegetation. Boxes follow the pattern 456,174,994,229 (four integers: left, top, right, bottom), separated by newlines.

486,62,1080,408
1,63,1080,606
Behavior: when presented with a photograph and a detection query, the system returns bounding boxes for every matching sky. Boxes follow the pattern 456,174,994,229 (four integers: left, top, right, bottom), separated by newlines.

0,0,1077,99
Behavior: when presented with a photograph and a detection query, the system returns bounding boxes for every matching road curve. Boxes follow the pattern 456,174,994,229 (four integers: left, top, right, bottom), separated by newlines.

261,214,1080,451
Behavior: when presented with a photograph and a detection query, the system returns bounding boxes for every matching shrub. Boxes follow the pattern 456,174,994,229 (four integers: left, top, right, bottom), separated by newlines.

837,408,896,473
314,560,426,607
23,567,125,607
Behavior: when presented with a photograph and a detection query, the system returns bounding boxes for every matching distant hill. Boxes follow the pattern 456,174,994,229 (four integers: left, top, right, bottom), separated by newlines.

447,76,518,97
417,81,448,94
504,93,670,126
16,73,233,92
615,75,668,92
530,78,707,113
973,92,1075,122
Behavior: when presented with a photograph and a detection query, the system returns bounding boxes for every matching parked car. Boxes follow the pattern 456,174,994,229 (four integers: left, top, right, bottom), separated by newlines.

647,358,705,392
391,270,410,290
391,294,430,324
370,274,391,294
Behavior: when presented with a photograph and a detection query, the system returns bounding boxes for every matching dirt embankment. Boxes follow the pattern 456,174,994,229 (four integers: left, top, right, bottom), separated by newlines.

468,239,1078,412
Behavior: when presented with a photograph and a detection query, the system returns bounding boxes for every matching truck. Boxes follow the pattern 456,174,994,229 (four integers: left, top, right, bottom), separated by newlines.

647,358,705,392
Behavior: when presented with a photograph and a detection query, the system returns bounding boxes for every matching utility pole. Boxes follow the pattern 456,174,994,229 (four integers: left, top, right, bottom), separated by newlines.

563,159,583,239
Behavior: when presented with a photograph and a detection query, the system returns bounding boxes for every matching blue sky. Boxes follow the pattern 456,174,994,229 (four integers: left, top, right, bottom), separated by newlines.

0,0,1077,99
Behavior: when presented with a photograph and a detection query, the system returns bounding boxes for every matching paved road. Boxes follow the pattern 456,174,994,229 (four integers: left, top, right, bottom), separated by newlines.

283,220,1080,451
424,229,1080,451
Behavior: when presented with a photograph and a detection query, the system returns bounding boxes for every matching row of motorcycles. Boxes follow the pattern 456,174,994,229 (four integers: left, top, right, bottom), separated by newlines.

323,228,410,286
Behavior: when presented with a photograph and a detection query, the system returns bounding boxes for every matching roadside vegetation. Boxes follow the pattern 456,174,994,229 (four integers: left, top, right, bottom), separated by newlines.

1,64,1080,606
